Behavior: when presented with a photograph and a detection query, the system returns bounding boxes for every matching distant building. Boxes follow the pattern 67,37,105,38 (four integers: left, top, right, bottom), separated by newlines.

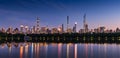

62,24,64,33
36,17,40,34
46,28,51,34
73,22,77,33
6,27,13,34
1,28,6,33
66,28,72,33
51,28,58,34
93,27,105,33
13,28,19,34
67,16,69,33
73,26,75,33
83,14,89,33
58,26,62,34
25,26,29,34
94,28,99,33
40,27,48,34
32,26,36,34
116,28,120,32
79,29,84,33
20,25,24,33
104,29,113,33
99,26,105,33
89,29,94,34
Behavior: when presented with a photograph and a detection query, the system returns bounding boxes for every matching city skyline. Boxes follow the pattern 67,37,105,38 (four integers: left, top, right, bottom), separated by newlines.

1,15,120,34
0,0,120,30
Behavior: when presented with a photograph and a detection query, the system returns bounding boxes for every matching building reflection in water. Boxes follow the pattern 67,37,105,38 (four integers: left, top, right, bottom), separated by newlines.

33,43,37,58
2,42,120,58
31,43,49,58
14,43,19,48
85,44,88,58
8,43,12,57
58,43,62,58
36,43,40,58
1,43,5,48
31,43,33,58
90,44,93,58
25,43,29,58
98,44,101,57
67,44,70,58
74,44,77,58
104,44,107,58
20,44,23,58
34,43,37,58
44,43,48,58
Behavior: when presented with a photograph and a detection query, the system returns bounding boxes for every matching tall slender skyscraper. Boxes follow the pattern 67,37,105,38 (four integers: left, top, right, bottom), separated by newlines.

36,17,40,33
67,16,69,32
62,24,64,33
83,14,86,29
83,14,88,33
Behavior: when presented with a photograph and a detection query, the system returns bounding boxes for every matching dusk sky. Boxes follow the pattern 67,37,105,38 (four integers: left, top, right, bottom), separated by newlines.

0,0,120,31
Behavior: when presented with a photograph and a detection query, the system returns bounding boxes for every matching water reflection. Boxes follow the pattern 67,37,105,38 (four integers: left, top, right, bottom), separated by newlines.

20,44,23,58
1,43,5,48
58,43,62,58
104,44,107,58
14,43,19,48
74,44,77,58
67,44,69,58
0,43,120,58
25,43,28,58
85,44,88,58
31,43,33,58
90,44,93,58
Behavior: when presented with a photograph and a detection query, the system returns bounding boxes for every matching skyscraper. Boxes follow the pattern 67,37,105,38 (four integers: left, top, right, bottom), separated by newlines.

73,22,77,33
83,14,86,29
62,24,64,33
25,26,29,33
75,22,77,33
36,17,40,33
67,16,69,32
20,25,24,33
83,14,89,33
32,26,36,33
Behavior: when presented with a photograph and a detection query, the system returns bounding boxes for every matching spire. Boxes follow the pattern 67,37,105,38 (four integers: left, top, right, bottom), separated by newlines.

67,16,69,24
83,14,86,25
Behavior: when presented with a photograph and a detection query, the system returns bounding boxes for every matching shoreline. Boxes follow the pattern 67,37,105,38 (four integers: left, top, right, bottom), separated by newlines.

0,33,120,43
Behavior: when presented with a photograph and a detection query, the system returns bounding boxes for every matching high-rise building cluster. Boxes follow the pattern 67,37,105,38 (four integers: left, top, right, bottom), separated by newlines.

0,14,120,34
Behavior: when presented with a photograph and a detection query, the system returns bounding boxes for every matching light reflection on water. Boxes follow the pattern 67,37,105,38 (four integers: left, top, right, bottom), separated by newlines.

0,43,120,58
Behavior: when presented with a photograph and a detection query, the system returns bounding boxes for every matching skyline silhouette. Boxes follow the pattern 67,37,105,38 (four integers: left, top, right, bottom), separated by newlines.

0,0,120,30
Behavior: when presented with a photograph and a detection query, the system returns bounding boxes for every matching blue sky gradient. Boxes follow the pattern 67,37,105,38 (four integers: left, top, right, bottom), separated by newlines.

0,0,120,30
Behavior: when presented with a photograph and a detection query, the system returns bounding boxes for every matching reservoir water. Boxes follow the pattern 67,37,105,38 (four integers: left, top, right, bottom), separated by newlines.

0,42,120,58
